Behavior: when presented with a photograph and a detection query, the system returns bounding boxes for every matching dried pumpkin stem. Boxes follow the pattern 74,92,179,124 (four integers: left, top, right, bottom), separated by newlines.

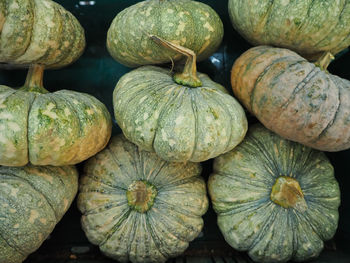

270,176,307,212
21,64,49,94
314,52,334,71
150,35,202,88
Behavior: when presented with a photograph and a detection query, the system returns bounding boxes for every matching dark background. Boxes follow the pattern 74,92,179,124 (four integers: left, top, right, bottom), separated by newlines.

0,0,349,262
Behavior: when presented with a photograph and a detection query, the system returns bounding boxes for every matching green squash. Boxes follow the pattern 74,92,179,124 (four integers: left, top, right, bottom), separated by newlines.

208,124,340,263
113,37,247,162
0,64,112,166
0,164,78,263
0,0,85,69
107,0,223,67
78,134,208,263
228,0,350,60
231,45,350,152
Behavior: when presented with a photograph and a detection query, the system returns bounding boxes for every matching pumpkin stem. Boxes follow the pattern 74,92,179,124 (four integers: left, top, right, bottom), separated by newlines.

150,35,202,88
126,180,157,213
270,176,307,212
315,52,334,71
20,64,49,94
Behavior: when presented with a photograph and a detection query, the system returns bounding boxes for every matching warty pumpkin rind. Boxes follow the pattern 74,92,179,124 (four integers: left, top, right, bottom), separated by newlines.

0,0,85,69
0,164,78,263
231,45,350,152
78,134,208,263
228,0,350,60
113,66,247,162
208,124,340,263
107,0,223,67
0,83,112,166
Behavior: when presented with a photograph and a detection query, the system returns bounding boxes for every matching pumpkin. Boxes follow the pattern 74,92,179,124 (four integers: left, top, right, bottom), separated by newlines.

78,134,208,263
0,64,112,166
231,45,350,152
0,0,85,69
208,124,340,263
113,36,247,162
228,0,350,60
0,164,78,263
106,0,223,67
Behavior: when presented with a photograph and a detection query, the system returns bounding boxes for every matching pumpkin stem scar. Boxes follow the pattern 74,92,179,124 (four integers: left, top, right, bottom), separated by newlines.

314,52,334,72
20,64,49,94
270,176,307,212
150,35,203,88
126,180,157,213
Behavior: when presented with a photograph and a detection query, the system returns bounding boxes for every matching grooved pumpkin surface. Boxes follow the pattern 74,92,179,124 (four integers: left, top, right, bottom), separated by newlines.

208,124,340,263
113,66,247,163
78,135,208,263
231,46,350,152
107,0,223,67
0,164,78,263
0,85,112,166
0,0,85,68
228,0,350,60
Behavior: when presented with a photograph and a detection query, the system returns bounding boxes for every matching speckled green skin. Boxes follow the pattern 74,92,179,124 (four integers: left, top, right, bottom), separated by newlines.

208,124,340,263
228,0,350,60
231,46,350,152
107,0,223,67
0,164,78,263
78,135,208,263
0,0,85,69
113,66,247,163
0,85,112,166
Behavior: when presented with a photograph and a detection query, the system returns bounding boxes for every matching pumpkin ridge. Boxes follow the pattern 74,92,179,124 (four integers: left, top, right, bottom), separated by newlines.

312,80,341,142
0,171,58,220
218,197,270,216
250,55,297,113
0,228,26,257
144,214,169,259
156,198,201,219
214,171,269,189
98,209,132,247
248,204,280,251
247,135,280,177
83,172,128,192
203,89,234,153
189,90,199,160
26,91,38,165
313,0,348,49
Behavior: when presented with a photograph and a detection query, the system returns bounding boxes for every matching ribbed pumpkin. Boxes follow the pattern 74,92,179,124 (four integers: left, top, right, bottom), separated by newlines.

78,134,208,263
0,65,112,166
208,124,340,263
228,0,350,60
231,45,350,152
0,0,85,69
113,37,247,162
107,0,223,67
0,164,78,263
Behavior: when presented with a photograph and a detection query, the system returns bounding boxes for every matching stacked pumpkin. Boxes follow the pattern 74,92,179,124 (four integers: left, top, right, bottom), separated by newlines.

207,1,347,263
0,0,112,262
78,1,249,262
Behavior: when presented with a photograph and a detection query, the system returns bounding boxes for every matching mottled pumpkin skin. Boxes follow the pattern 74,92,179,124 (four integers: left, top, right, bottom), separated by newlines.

231,46,350,152
113,66,247,162
228,0,350,60
0,86,112,166
208,125,340,263
107,0,223,67
78,135,208,263
0,164,78,263
0,0,85,68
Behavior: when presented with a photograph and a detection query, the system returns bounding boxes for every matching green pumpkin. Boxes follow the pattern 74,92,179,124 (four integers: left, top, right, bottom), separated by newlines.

231,45,350,152
208,124,340,263
78,134,208,263
0,164,78,263
113,37,247,162
0,65,112,166
0,0,85,69
107,0,223,67
228,0,350,60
